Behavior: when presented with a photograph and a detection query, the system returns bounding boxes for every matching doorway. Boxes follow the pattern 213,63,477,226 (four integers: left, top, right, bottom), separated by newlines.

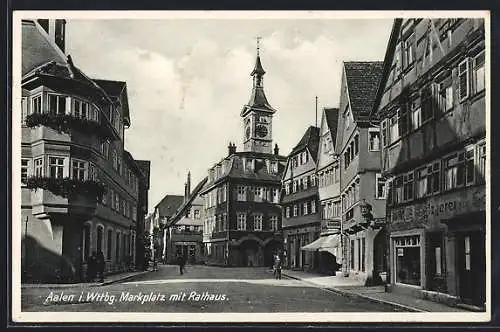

457,231,485,306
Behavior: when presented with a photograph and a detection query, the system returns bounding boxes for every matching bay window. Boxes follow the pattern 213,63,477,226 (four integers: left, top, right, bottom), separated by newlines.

34,157,44,177
32,95,42,114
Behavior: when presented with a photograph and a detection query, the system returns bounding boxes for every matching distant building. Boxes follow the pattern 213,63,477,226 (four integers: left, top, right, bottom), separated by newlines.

336,61,386,284
372,18,486,308
280,126,321,271
20,19,149,282
167,174,208,264
152,193,184,261
200,47,287,267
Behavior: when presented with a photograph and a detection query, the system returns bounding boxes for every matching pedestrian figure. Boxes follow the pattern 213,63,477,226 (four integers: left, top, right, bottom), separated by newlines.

88,251,97,282
177,254,185,275
96,250,105,282
273,253,282,280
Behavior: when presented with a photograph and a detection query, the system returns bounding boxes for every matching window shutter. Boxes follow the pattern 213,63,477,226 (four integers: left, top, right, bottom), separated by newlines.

458,58,470,101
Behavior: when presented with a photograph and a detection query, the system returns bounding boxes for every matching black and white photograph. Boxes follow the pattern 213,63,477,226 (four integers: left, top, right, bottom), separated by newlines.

11,11,490,323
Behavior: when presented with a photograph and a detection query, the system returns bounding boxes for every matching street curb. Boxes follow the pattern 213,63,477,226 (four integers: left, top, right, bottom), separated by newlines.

21,270,152,289
283,273,425,313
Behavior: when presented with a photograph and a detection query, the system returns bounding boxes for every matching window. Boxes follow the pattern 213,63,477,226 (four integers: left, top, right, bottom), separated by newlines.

32,95,42,114
429,162,441,194
71,159,87,181
354,135,359,155
350,240,355,269
21,97,28,124
194,210,200,219
369,130,380,151
403,172,414,201
311,200,316,214
32,157,43,177
285,207,290,218
83,224,91,262
237,186,246,201
438,78,454,112
421,86,434,123
272,188,279,203
115,233,120,262
132,205,137,221
107,229,112,260
390,111,399,143
464,236,471,271
114,192,120,211
112,149,118,170
49,156,64,179
345,108,351,129
458,59,470,101
74,99,89,119
473,51,485,94
376,174,386,199
361,237,366,272
403,33,415,69
477,142,486,183
381,120,388,147
443,154,461,191
399,106,409,137
253,215,263,231
293,181,298,193
312,173,317,186
293,205,298,217
269,216,278,231
237,213,246,230
394,176,404,203
411,101,422,130
48,94,67,115
271,161,278,173
96,226,104,252
303,202,309,215
415,167,428,198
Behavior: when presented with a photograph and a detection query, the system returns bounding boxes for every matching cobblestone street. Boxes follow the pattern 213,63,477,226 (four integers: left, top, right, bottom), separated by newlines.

21,265,406,312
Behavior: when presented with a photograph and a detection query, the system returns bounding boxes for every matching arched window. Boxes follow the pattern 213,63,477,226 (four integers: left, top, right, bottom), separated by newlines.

82,223,91,262
96,225,104,253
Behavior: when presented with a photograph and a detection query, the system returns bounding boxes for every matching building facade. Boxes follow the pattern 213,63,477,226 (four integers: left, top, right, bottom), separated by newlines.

166,175,207,264
312,107,343,274
21,19,150,282
336,61,387,285
281,126,321,271
373,18,486,308
152,193,184,262
200,49,287,267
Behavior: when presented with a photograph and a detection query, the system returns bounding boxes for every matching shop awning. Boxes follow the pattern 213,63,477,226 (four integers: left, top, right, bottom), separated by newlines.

300,236,328,251
319,234,340,250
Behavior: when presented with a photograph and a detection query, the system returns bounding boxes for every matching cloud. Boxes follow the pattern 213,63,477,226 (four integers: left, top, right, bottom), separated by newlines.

65,19,393,211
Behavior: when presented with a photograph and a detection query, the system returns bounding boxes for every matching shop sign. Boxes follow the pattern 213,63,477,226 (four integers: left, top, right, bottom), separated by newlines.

397,248,404,256
390,187,486,224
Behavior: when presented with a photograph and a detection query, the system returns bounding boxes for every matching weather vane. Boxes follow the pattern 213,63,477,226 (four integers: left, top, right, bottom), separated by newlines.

256,36,262,56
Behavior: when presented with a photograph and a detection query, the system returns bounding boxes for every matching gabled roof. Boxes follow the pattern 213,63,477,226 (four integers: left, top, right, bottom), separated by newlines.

323,108,339,146
290,126,320,162
93,79,131,127
344,61,384,122
371,19,404,121
169,177,208,227
154,194,184,219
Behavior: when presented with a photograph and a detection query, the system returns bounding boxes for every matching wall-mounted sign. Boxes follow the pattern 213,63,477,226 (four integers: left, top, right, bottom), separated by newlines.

397,248,404,257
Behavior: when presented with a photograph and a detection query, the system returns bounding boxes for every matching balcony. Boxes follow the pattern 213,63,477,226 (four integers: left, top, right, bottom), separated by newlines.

23,176,106,202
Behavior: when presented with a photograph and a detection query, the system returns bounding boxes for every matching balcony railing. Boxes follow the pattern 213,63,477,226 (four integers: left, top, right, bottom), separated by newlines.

23,176,106,201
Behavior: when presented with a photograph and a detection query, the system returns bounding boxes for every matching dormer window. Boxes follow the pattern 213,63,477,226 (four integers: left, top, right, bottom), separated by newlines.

246,158,253,171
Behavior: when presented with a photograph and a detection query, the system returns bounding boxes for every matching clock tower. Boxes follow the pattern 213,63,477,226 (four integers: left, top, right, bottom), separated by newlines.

241,38,277,154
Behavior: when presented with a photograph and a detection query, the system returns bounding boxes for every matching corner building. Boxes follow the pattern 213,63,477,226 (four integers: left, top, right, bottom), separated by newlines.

372,18,486,308
200,50,287,267
20,19,150,282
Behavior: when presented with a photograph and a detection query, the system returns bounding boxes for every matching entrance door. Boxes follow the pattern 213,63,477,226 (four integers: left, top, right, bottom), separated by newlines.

458,231,486,306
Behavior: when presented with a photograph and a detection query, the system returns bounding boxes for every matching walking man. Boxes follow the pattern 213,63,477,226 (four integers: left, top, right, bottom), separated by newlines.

177,254,185,275
273,253,282,280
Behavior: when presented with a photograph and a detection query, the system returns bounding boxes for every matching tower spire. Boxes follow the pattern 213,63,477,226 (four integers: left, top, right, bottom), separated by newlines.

256,36,261,56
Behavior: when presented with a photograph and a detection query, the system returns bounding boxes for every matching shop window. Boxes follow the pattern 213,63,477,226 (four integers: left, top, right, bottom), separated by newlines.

394,235,421,286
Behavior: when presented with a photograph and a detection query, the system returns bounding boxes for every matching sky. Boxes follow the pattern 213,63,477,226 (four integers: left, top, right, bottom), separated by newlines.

64,17,394,213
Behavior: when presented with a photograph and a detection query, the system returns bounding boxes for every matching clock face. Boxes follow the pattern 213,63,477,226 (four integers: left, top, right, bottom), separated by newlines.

245,126,251,139
256,125,268,138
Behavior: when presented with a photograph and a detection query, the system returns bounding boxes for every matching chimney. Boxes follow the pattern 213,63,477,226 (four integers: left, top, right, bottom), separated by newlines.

228,142,237,156
185,171,191,201
54,19,66,53
274,144,279,155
